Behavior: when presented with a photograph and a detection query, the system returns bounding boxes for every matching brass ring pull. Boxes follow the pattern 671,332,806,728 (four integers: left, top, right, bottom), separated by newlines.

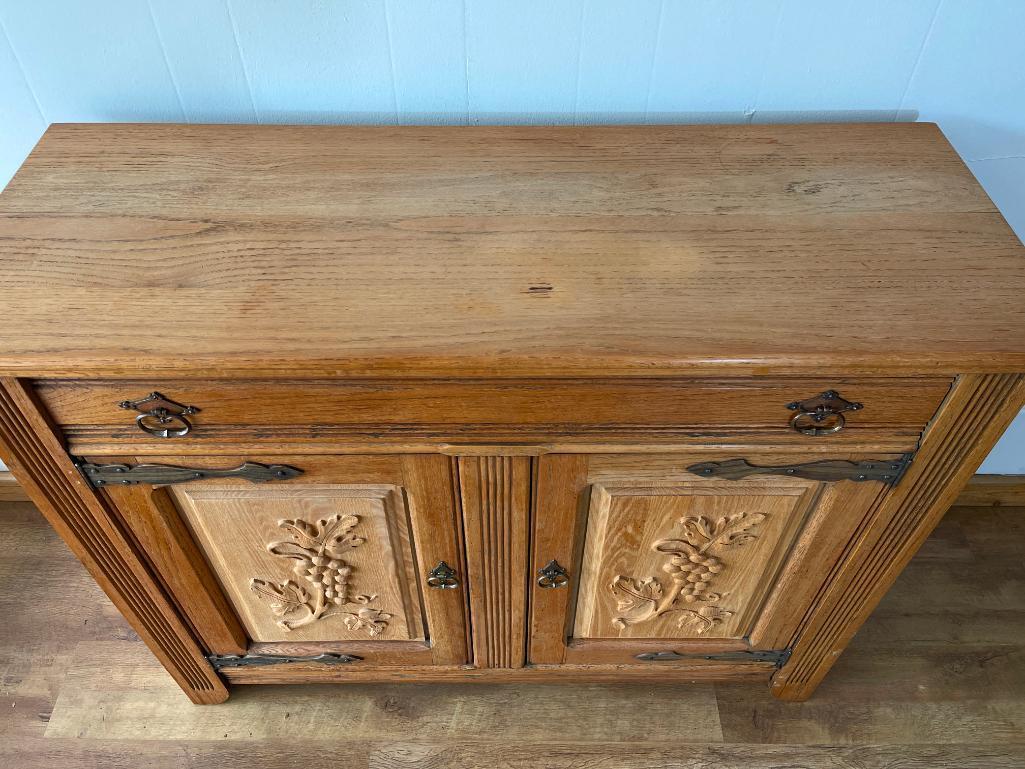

119,392,200,439
789,410,846,436
785,390,862,437
537,559,569,589
426,561,459,589
136,410,193,438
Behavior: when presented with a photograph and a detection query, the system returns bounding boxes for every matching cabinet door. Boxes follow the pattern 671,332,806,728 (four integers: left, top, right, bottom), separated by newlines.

529,453,895,666
94,454,468,666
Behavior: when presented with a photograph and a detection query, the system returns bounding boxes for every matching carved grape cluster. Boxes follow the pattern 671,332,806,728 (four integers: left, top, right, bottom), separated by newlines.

303,556,352,605
610,510,767,634
663,546,723,602
250,513,392,635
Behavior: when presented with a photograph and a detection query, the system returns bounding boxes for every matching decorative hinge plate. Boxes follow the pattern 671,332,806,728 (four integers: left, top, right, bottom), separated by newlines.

687,454,913,486
207,653,362,671
635,648,791,667
77,460,304,488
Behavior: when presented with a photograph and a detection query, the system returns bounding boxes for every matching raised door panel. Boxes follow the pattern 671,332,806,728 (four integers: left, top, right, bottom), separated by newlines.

528,453,894,667
172,484,422,643
574,481,817,640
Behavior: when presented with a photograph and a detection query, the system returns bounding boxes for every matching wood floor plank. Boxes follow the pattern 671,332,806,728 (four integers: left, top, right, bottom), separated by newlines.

3,739,1025,769
946,505,1025,561
716,645,1025,743
368,742,1025,769
0,737,372,769
45,641,722,743
853,610,1025,647
866,557,1025,616
0,501,134,742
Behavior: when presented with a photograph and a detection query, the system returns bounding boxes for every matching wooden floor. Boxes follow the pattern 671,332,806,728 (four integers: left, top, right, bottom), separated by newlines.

1,500,1024,768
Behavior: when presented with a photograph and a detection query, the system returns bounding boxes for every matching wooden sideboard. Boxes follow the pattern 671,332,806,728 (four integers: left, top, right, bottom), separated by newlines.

1,123,1024,705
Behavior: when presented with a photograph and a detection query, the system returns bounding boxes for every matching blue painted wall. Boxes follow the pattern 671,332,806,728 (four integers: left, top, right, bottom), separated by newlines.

1,0,1023,471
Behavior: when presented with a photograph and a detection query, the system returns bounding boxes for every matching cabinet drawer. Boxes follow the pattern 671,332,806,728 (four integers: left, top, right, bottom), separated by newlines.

36,377,951,439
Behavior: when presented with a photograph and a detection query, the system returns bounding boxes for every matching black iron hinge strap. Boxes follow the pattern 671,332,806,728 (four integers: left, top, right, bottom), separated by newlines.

687,454,913,486
207,653,361,671
635,648,791,667
77,461,304,488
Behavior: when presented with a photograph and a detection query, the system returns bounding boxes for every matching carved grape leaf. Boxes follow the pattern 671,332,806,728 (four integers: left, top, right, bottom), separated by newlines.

677,605,733,634
275,514,364,556
680,511,766,550
679,516,716,545
341,606,392,637
250,578,310,618
319,514,366,558
716,512,767,546
610,575,663,629
278,518,322,549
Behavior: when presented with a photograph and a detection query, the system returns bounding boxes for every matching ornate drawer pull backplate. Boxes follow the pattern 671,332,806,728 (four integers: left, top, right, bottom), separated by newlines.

537,560,570,588
426,561,460,589
118,391,200,438
785,390,863,435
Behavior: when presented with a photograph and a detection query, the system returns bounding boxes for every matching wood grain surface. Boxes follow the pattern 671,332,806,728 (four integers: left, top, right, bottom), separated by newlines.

573,479,817,640
34,377,952,430
528,452,902,668
172,483,423,643
458,456,532,669
1,123,1024,377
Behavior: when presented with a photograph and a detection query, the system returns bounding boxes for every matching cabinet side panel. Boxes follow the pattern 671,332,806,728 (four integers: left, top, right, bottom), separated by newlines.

773,373,1025,701
0,378,227,704
458,456,531,668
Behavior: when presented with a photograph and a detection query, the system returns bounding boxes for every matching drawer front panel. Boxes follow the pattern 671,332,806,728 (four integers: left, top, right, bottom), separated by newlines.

36,377,951,436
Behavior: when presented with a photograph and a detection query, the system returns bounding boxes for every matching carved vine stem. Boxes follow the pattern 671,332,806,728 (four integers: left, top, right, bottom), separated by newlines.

250,513,392,636
610,510,767,634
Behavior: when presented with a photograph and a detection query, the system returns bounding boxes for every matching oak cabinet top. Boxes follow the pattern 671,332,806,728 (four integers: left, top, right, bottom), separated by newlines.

1,122,1023,378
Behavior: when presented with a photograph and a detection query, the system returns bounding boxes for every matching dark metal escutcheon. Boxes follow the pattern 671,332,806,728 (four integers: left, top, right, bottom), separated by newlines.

426,561,460,589
118,391,200,438
785,390,863,436
79,461,304,488
537,559,570,589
